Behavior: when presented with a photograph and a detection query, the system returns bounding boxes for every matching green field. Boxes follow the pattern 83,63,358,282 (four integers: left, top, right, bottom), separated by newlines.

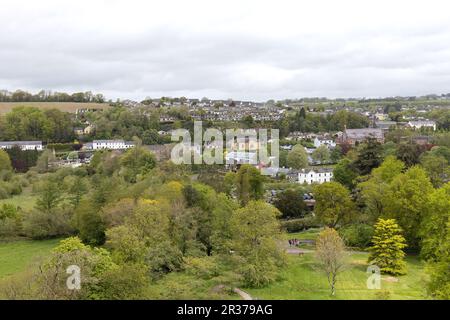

245,253,427,300
0,239,60,279
0,194,38,211
0,102,108,114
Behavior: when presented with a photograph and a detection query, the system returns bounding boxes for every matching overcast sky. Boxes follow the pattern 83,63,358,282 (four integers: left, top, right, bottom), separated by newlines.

1,0,450,101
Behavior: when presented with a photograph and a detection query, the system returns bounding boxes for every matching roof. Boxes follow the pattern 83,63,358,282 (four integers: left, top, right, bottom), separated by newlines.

345,128,383,139
0,141,42,145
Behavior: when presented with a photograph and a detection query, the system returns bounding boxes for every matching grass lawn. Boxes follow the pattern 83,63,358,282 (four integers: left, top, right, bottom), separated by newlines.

245,253,427,300
0,194,38,211
0,239,61,279
284,228,322,241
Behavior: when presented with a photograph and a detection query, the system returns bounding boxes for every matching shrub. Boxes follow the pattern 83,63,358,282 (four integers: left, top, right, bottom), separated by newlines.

184,256,220,280
281,215,318,233
339,224,374,248
22,208,74,239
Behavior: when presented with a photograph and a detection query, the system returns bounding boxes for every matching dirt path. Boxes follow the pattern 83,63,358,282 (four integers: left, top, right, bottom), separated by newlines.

234,288,253,300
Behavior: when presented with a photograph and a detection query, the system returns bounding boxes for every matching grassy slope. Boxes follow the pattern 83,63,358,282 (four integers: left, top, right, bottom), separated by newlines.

0,239,60,279
0,194,38,211
0,102,108,114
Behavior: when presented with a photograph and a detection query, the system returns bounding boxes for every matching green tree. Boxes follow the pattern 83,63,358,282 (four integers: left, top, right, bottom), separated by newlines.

382,166,433,247
315,228,347,296
74,199,106,246
312,145,330,164
0,150,12,172
313,182,355,228
333,158,358,189
273,189,308,219
353,138,383,175
120,141,156,183
69,177,87,208
230,201,286,287
235,165,264,205
420,183,450,260
420,153,449,187
368,219,407,275
36,180,63,213
287,145,308,169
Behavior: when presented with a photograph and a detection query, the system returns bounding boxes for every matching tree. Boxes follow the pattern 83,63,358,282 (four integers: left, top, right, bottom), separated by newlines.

333,158,358,189
420,153,449,187
235,165,264,205
36,180,63,213
313,182,355,228
357,156,405,221
0,150,12,172
35,149,57,173
273,189,308,219
120,142,156,183
230,201,286,287
315,228,347,296
396,143,426,167
368,219,407,275
74,199,106,246
353,138,383,175
68,177,87,208
312,145,330,164
382,166,433,247
426,221,450,299
420,183,450,260
287,145,308,169
330,145,342,163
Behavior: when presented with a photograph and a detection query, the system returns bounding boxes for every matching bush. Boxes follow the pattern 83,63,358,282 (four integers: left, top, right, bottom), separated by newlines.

281,215,318,233
22,208,74,239
184,256,220,280
339,224,374,248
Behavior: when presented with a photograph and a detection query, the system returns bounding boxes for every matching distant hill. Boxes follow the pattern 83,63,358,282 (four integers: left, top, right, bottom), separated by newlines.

0,102,109,114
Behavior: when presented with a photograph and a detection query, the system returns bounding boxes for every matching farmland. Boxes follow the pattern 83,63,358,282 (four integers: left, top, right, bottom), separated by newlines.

0,102,108,114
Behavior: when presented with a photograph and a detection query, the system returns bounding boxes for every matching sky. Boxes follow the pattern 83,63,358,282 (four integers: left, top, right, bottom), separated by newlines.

1,0,450,102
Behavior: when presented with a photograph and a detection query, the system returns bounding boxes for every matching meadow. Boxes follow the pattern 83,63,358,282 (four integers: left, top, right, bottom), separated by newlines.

0,239,60,279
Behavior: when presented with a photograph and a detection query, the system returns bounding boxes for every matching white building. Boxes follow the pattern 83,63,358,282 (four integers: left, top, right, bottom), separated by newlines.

0,141,43,151
313,137,336,148
92,140,135,150
225,151,258,164
407,120,436,131
293,168,334,184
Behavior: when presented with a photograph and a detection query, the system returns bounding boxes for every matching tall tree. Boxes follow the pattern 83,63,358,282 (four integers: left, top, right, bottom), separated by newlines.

368,219,407,275
287,145,308,169
315,228,347,296
313,182,355,228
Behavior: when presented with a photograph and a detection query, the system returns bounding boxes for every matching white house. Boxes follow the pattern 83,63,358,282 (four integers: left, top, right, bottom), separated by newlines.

225,151,258,164
0,141,43,151
313,137,336,148
407,120,436,131
293,168,334,184
92,140,135,150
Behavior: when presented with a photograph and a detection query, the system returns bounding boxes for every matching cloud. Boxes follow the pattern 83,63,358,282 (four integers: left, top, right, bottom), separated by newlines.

1,0,450,101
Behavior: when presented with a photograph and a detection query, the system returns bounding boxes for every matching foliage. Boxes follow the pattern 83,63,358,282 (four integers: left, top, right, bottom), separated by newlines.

273,189,308,219
235,165,264,205
287,145,308,169
368,219,407,276
230,201,286,287
313,182,355,228
339,224,374,248
315,228,347,296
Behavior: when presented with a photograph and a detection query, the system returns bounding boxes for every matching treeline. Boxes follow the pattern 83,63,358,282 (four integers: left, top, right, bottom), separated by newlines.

0,89,105,103
0,107,76,142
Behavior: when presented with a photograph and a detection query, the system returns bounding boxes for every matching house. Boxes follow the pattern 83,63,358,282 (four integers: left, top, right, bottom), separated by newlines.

83,125,94,135
74,127,85,136
290,168,334,184
407,120,436,131
225,151,258,164
375,121,397,131
313,137,336,148
0,141,43,151
92,140,135,150
338,128,384,145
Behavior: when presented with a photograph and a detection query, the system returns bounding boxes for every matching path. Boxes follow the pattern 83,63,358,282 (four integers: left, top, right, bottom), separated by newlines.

233,288,253,300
